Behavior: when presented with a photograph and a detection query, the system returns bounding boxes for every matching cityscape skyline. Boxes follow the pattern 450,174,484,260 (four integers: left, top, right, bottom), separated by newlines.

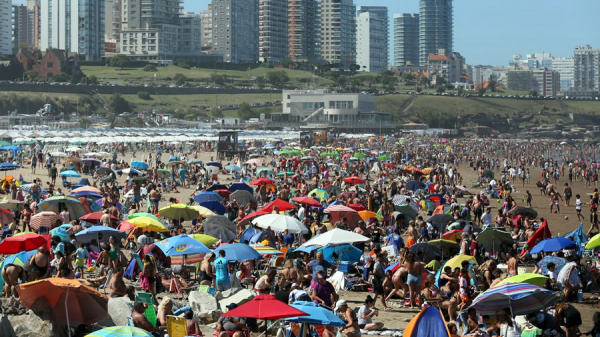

157,0,600,66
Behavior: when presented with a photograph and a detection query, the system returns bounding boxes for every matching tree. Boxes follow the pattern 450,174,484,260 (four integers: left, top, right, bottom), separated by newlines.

174,58,190,69
110,54,130,70
174,73,187,86
436,86,446,94
529,90,538,97
0,59,24,81
349,64,361,73
137,91,152,100
50,73,71,82
256,76,265,89
106,112,117,129
87,75,98,85
109,93,130,113
210,74,226,86
143,64,157,72
79,118,92,129
266,70,290,86
210,106,223,118
238,102,255,120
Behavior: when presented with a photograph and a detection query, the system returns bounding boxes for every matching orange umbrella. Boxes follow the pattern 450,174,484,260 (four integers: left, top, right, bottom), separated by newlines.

358,210,378,221
17,278,108,334
441,229,466,242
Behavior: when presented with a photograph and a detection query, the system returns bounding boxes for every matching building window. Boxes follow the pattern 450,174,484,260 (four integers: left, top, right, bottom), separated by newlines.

47,62,54,68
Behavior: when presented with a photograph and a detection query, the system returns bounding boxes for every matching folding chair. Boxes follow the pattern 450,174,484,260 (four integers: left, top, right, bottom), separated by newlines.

169,272,195,300
166,315,187,337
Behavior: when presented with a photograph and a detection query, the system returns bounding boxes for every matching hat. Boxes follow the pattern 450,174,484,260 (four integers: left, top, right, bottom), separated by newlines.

317,273,325,279
335,300,347,309
226,303,238,310
292,283,299,288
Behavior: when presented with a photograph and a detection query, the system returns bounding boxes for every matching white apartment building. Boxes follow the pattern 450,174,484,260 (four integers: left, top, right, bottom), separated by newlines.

211,0,258,63
0,0,11,56
200,4,212,50
553,56,574,91
320,0,355,68
574,45,600,92
355,6,388,73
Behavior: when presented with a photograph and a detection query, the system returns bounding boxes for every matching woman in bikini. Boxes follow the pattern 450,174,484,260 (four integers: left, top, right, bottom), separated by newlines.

95,245,111,276
281,259,301,283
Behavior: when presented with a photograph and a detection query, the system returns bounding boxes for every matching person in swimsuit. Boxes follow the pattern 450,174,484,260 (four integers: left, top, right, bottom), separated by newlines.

95,245,111,276
422,275,457,320
2,263,27,297
20,204,32,232
199,252,216,286
403,252,425,309
386,266,408,301
338,300,360,337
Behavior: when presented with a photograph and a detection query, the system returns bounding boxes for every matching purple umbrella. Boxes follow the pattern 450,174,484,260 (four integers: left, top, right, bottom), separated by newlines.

82,158,101,163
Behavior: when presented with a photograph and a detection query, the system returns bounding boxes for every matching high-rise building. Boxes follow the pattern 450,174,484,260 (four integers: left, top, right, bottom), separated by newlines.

26,0,40,49
104,0,120,42
355,6,388,73
573,45,600,92
179,12,202,55
258,0,288,64
393,13,418,67
552,56,574,91
320,0,355,68
40,0,105,61
419,0,453,66
532,69,560,97
200,4,212,50
212,0,258,63
288,0,320,62
12,5,30,54
0,0,11,56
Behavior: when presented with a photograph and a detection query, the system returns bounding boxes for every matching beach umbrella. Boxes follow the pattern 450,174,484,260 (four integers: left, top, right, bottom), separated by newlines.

0,232,47,254
50,224,73,242
95,167,114,176
428,239,460,256
190,234,219,247
79,211,117,225
507,206,538,218
206,161,222,168
301,228,369,247
193,191,222,204
538,256,567,275
239,210,269,226
155,233,211,264
476,228,514,254
347,203,367,212
225,165,241,172
403,306,450,337
276,171,295,176
378,155,390,161
0,207,14,224
38,196,88,219
213,243,262,262
469,282,558,316
343,176,365,185
117,168,141,176
222,294,309,320
59,170,82,178
86,326,153,337
483,169,494,179
0,163,20,172
319,244,362,263
117,221,136,232
124,187,148,198
406,180,425,191
17,278,109,336
252,214,308,234
530,237,576,254
0,199,24,211
203,215,236,242
229,190,256,206
0,249,36,295
130,161,149,170
585,232,600,249
308,188,329,200
291,197,322,208
352,153,365,159
159,204,200,221
408,242,441,263
320,152,338,157
75,226,125,244
127,216,168,232
441,229,466,242
71,186,102,194
199,200,226,215
262,199,298,212
229,182,254,194
20,183,48,196
30,211,59,231
156,169,171,179
71,190,103,199
324,205,357,213
443,254,478,270
206,184,228,192
250,177,275,186
284,301,345,326
190,206,216,219
322,185,343,197
358,210,378,221
128,212,161,222
250,244,284,256
497,273,548,287
187,159,202,165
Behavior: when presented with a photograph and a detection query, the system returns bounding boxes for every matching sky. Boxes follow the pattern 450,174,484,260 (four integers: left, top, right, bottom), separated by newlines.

185,0,600,66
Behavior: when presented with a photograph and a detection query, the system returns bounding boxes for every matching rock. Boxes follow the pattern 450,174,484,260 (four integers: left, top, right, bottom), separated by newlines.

0,314,15,337
218,289,257,312
214,288,242,302
189,291,221,324
8,310,54,337
107,297,134,327
0,297,27,316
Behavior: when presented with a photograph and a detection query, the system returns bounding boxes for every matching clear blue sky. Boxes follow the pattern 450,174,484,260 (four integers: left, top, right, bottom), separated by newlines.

185,0,600,66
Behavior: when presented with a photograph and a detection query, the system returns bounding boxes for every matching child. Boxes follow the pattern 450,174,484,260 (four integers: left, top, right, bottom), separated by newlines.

75,242,90,277
459,268,471,311
576,194,584,221
545,262,557,290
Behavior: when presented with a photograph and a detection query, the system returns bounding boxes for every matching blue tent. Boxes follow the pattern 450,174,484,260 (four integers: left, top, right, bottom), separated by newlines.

564,224,589,254
75,178,91,186
240,228,257,244
319,244,362,263
249,231,275,248
404,306,450,337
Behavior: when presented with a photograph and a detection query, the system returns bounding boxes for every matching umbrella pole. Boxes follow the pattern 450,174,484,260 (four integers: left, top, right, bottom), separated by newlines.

65,288,71,337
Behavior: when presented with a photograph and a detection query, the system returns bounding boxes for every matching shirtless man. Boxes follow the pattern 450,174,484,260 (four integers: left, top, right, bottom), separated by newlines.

109,267,127,298
100,209,112,227
149,188,161,214
107,205,120,224
507,249,518,276
31,180,41,201
132,302,164,335
279,184,290,201
338,300,360,337
132,183,141,210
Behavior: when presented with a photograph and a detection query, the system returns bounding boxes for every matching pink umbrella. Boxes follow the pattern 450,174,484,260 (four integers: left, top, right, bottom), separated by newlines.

30,211,59,231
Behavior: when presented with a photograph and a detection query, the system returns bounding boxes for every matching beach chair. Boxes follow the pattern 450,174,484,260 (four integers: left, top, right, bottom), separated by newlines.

166,315,187,337
169,272,195,300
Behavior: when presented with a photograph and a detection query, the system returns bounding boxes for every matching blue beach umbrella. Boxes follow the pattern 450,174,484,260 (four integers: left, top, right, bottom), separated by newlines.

130,161,149,170
199,200,226,215
213,243,262,262
193,191,223,204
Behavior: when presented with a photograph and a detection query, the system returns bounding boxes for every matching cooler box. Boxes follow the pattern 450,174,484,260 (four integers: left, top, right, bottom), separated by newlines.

339,261,352,273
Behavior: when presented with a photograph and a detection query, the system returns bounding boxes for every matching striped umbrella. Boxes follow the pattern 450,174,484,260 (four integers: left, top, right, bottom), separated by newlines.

250,244,284,256
86,326,153,337
30,212,60,231
469,282,559,316
324,205,357,213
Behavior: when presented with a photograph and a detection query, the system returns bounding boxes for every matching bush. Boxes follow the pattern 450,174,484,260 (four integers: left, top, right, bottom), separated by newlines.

143,64,157,72
137,91,152,100
174,58,191,69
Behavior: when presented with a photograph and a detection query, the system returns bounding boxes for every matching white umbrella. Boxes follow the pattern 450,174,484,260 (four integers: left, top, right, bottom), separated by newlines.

50,151,68,158
203,215,237,242
65,146,83,152
252,214,308,234
301,228,370,247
